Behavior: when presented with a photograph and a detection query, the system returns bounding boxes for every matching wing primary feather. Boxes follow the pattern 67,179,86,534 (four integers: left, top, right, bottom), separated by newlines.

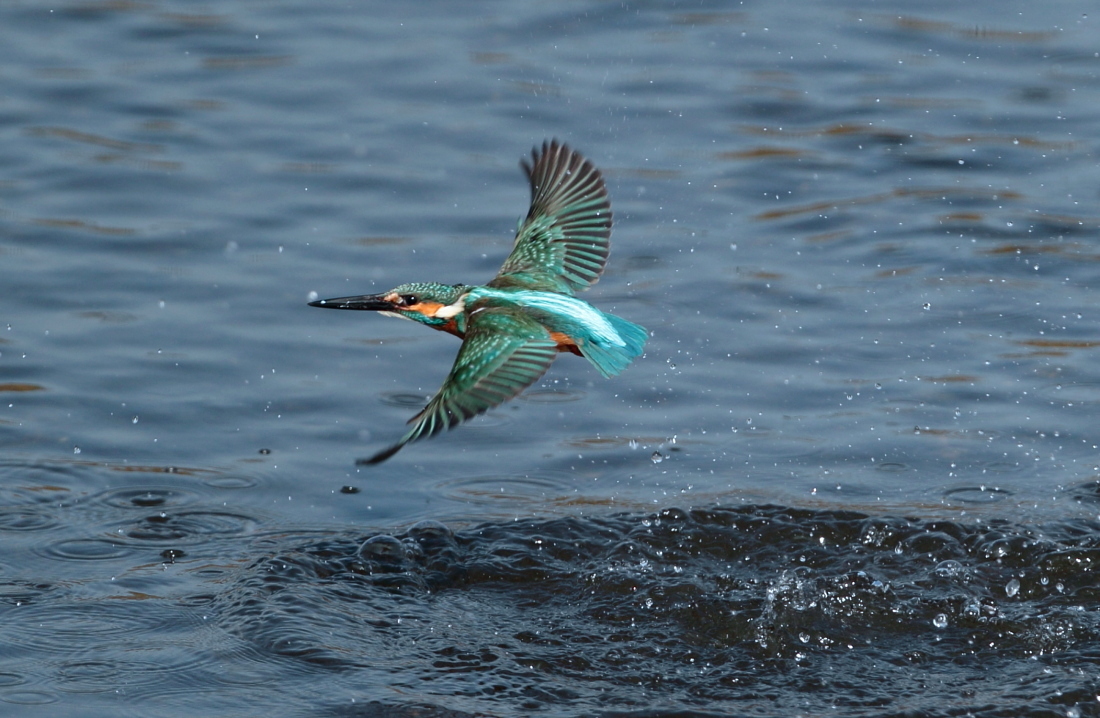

491,140,612,294
358,308,559,464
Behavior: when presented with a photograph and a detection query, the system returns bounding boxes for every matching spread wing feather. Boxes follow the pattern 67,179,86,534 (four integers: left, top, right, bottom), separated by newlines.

359,308,558,464
489,140,611,295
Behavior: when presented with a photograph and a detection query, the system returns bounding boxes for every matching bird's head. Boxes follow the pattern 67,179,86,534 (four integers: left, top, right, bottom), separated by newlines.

309,282,469,332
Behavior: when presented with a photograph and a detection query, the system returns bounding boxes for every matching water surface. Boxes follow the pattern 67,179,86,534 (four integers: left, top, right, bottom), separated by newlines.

1,0,1099,715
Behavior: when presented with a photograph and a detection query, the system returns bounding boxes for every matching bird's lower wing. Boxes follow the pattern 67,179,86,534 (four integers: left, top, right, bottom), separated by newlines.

359,308,558,464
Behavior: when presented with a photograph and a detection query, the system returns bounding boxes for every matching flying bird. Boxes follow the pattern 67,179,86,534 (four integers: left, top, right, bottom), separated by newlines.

310,140,646,464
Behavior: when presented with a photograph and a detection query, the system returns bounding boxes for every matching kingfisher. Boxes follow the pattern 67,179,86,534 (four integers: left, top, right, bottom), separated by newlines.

309,140,647,464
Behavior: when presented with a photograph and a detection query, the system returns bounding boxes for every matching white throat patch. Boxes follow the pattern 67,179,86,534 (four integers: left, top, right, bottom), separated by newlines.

433,296,466,319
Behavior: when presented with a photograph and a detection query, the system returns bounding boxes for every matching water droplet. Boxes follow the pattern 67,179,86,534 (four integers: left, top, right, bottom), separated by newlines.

1005,578,1021,598
73,446,81,455
132,416,139,424
932,613,948,629
651,451,664,464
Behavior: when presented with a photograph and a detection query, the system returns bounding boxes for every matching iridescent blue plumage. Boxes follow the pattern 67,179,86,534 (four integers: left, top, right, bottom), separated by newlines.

310,140,646,463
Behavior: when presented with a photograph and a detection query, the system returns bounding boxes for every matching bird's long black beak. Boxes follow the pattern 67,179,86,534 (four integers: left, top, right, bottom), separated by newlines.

308,293,394,311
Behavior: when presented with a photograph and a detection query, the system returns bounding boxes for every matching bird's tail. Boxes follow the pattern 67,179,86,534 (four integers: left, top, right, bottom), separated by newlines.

581,312,648,378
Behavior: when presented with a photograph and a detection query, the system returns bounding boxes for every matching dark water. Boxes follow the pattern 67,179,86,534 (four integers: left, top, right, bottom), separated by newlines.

2,0,1100,715
6,486,1100,716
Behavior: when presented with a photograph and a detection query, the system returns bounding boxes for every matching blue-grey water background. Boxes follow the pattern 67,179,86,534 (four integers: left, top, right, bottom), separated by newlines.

2,1,1100,716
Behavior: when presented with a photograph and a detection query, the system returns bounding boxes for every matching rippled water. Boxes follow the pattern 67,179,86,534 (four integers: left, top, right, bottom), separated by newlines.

5,478,1100,715
2,0,1099,715
224,504,1100,717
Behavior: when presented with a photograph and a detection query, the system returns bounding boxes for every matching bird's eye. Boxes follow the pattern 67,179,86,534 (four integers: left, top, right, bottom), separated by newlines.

401,294,418,306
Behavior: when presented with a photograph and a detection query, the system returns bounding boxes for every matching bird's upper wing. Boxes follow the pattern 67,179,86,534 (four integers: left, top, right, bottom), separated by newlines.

488,140,611,295
360,307,558,464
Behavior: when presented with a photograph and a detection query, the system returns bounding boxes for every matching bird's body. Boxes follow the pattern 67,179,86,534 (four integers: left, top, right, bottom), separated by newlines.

310,140,646,464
